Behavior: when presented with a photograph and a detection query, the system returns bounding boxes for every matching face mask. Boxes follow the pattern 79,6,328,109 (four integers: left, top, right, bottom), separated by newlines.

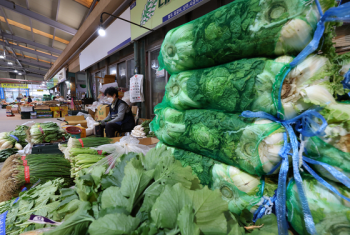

107,97,114,103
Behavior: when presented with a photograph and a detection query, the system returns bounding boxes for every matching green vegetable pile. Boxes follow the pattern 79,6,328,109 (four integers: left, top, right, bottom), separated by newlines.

0,179,69,235
0,125,29,151
141,120,156,137
150,103,285,176
0,148,18,162
30,123,67,144
41,148,279,235
158,0,335,74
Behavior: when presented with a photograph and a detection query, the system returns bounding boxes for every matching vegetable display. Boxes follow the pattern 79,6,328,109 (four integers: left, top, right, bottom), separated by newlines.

287,174,350,235
158,0,335,74
30,123,67,144
41,147,278,235
0,154,72,202
67,137,113,149
0,125,29,151
0,179,68,235
150,104,285,176
131,120,156,138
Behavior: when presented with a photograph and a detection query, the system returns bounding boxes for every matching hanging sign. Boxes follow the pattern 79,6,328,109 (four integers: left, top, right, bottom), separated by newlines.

130,74,144,103
1,83,28,89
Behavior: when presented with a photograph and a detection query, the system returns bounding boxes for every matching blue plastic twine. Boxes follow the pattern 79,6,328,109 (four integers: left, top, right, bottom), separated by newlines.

9,135,19,142
342,69,350,97
241,109,327,235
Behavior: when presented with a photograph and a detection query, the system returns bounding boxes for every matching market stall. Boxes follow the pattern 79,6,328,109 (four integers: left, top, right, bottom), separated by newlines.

0,0,350,234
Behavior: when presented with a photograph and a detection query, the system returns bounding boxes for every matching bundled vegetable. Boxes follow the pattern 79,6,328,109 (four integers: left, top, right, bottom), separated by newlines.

0,154,72,202
0,179,68,235
67,137,112,149
0,148,18,162
131,120,156,138
150,103,285,176
0,125,29,151
71,153,107,177
158,0,335,74
287,174,350,235
30,122,66,144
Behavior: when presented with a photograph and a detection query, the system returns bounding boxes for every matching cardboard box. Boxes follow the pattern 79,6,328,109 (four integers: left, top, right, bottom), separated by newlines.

95,105,110,121
62,126,87,138
97,75,115,84
53,111,60,118
88,109,96,119
35,105,50,110
61,110,68,117
59,106,69,112
50,107,60,111
6,106,12,110
111,137,159,145
60,116,87,128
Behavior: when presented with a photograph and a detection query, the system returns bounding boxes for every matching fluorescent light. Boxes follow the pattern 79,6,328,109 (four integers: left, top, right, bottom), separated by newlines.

7,62,13,65
0,55,4,59
18,73,22,75
14,70,18,73
98,26,106,36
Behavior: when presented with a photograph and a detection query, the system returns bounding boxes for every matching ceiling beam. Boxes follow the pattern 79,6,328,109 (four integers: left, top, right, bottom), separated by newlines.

5,55,52,69
0,0,77,35
52,0,60,47
0,67,43,78
1,32,62,54
45,0,128,80
0,41,57,60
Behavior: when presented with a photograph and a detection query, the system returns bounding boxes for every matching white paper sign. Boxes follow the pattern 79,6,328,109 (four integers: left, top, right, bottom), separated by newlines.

130,74,144,103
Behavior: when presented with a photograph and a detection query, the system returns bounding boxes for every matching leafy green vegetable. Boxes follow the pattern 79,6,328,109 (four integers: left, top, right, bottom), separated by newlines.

151,103,285,176
30,122,66,144
159,0,334,74
0,148,18,162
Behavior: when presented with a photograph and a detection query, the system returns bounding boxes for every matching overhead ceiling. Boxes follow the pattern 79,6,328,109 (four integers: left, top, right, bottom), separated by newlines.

0,0,98,82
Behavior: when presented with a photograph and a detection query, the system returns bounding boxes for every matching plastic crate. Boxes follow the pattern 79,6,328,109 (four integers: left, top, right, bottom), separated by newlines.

21,112,31,119
2,105,7,109
32,143,65,154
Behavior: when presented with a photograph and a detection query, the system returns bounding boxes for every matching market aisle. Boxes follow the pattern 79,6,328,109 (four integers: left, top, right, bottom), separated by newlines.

0,109,63,132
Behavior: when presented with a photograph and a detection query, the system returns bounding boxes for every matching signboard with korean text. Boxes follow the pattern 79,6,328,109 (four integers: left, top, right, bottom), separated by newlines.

1,83,28,89
130,0,209,40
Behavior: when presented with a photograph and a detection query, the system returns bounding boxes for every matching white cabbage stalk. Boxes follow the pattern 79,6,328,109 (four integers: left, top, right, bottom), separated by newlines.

281,55,336,119
340,63,350,76
274,55,294,64
255,119,284,174
275,19,314,55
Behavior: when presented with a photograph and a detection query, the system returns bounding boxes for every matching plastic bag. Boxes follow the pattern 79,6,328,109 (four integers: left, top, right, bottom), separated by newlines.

18,143,33,156
122,91,132,106
90,135,150,173
158,0,335,74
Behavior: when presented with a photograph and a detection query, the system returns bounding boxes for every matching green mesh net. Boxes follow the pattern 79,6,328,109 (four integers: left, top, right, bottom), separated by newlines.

287,175,350,235
158,0,335,74
162,57,288,115
305,136,350,182
150,103,285,176
156,142,277,215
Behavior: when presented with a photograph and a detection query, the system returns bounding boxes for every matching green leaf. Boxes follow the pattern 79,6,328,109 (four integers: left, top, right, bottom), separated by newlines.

141,146,172,170
98,206,130,218
250,214,278,235
88,213,140,235
186,186,228,234
151,184,192,229
101,152,138,189
100,186,128,210
90,165,106,186
177,205,200,235
120,158,154,213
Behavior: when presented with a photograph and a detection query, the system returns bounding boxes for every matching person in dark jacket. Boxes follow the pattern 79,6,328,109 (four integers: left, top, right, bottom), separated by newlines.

27,96,32,103
101,87,135,137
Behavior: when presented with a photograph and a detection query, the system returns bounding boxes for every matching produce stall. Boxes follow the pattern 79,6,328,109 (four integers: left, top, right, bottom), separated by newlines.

0,0,350,234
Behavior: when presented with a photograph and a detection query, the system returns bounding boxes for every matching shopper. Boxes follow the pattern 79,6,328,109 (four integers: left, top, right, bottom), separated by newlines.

27,96,32,103
101,87,135,137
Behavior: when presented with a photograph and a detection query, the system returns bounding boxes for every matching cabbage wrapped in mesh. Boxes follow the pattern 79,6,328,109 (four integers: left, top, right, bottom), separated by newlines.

158,0,335,74
287,175,350,235
156,142,278,215
150,103,285,176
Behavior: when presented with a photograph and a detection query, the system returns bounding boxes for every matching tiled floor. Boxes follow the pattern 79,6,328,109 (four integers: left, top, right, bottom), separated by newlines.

0,109,62,132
